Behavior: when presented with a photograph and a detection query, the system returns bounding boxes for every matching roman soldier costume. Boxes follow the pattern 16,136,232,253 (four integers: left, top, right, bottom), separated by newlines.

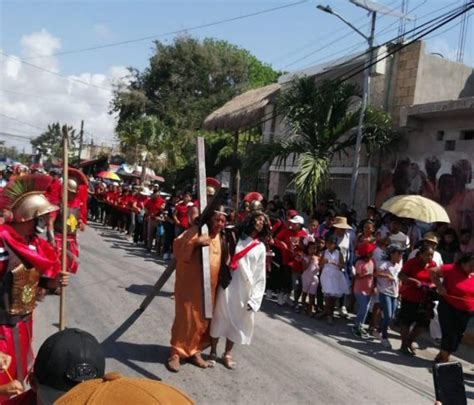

0,175,61,398
54,178,82,274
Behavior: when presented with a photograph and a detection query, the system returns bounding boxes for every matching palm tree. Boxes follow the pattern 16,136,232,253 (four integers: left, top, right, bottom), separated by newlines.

247,77,394,210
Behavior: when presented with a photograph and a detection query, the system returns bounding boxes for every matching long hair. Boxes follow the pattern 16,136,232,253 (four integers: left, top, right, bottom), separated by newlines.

238,211,271,241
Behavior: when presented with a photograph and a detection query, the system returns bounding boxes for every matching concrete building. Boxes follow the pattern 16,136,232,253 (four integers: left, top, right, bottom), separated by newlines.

204,41,474,221
267,41,474,218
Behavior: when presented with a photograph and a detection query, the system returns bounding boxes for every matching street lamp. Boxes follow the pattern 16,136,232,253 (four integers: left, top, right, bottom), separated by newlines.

317,1,410,211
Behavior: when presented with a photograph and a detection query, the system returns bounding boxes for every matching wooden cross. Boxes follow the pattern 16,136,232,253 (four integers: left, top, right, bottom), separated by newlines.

196,137,213,319
139,137,213,319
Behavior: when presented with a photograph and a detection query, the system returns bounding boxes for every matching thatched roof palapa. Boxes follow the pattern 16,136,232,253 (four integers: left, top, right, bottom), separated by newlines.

203,83,281,132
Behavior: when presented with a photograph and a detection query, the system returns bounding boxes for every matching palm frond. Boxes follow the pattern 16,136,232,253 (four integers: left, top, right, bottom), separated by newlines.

293,154,329,209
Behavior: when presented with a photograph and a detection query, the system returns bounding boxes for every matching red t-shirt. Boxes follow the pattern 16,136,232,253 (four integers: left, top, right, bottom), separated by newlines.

45,179,62,205
175,202,190,228
442,264,474,312
145,197,166,217
275,228,308,266
399,257,436,303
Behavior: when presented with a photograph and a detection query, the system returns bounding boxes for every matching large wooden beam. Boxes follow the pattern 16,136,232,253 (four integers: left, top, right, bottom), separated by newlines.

196,137,213,319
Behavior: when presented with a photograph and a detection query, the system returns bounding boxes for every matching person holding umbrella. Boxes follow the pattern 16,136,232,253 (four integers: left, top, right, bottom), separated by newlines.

430,253,474,363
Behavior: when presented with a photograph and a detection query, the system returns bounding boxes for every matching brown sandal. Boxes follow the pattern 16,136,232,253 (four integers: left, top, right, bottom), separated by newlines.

166,355,180,372
188,352,208,368
222,354,236,370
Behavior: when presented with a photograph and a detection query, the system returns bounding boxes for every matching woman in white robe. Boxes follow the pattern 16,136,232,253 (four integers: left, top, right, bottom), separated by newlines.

210,212,269,369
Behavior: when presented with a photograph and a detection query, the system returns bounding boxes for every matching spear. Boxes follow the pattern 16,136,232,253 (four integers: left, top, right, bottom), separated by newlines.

59,125,69,331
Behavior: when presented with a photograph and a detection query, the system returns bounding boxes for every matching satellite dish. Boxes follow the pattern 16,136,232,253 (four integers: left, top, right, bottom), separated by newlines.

349,0,413,19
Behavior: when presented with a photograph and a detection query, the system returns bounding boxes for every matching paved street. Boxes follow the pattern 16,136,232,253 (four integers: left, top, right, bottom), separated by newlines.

34,224,473,404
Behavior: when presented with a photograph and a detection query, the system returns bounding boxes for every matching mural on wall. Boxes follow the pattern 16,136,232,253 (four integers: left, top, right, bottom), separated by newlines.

375,156,473,231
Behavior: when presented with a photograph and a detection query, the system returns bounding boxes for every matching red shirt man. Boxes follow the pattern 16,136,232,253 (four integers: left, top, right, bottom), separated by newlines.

274,215,307,270
145,194,166,217
399,257,436,303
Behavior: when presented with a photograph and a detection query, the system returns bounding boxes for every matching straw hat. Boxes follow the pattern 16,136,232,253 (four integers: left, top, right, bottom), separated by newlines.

422,232,439,245
332,216,352,230
54,372,194,405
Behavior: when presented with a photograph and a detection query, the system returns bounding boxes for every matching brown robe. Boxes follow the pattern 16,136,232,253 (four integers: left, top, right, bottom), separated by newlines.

170,226,221,358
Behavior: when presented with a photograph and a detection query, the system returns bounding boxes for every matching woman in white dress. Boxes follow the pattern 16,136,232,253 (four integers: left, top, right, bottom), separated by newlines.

210,211,270,369
319,235,349,324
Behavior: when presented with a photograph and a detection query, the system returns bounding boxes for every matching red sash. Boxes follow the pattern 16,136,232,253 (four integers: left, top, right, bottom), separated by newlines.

230,240,261,271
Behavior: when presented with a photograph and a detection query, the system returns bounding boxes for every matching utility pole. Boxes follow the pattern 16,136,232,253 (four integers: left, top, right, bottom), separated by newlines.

317,1,410,210
78,120,84,164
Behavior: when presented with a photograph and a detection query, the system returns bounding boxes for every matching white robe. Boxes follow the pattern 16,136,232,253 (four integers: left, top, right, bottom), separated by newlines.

210,236,266,345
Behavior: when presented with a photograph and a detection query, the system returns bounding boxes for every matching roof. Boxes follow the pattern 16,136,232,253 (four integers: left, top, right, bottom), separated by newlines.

203,83,281,132
400,96,474,126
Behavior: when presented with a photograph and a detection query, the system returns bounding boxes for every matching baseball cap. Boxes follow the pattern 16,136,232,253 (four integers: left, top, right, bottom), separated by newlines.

289,215,304,225
35,329,106,405
54,372,194,405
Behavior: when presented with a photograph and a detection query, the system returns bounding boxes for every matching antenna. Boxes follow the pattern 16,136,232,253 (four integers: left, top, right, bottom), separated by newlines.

456,0,470,63
397,0,410,42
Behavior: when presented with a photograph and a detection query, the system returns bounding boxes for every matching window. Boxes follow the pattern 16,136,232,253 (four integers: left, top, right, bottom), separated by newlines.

437,130,445,141
445,140,456,151
460,130,474,140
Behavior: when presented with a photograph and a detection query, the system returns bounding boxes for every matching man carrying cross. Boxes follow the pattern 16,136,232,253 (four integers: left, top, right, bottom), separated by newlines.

166,204,225,372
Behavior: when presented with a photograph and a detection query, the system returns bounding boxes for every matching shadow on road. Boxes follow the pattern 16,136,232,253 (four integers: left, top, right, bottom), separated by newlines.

101,309,166,381
260,300,436,370
124,284,173,298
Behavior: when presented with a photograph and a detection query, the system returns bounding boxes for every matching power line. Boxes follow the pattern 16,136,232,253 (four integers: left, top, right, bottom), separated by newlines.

286,0,458,71
21,0,309,60
0,112,47,132
272,0,402,67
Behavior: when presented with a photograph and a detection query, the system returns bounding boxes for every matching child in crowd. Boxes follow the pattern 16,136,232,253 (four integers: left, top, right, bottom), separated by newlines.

301,240,321,316
352,242,376,338
319,235,348,324
375,244,404,348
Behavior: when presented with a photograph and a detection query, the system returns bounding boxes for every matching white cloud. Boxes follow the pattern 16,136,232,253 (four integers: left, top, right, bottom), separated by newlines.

92,23,112,39
0,29,130,153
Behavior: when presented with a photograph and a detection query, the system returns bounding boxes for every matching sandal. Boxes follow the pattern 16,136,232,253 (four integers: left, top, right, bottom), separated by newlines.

399,346,415,356
222,354,236,370
166,355,180,373
188,352,208,368
408,343,417,356
208,353,217,368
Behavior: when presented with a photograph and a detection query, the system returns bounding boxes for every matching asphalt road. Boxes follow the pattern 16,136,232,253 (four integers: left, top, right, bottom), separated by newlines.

34,224,473,404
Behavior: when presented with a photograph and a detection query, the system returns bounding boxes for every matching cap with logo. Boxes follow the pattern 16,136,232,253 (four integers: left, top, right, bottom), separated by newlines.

289,215,304,225
35,328,105,405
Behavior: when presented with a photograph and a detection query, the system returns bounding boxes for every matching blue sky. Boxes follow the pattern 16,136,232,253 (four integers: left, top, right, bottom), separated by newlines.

0,0,472,151
2,0,471,74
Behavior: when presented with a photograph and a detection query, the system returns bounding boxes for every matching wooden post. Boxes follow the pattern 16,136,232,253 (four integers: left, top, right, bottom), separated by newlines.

196,137,213,319
59,125,69,331
77,120,84,165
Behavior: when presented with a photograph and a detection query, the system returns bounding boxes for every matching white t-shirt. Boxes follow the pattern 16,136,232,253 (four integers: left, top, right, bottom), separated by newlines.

408,249,443,266
388,232,410,250
373,246,385,268
376,260,402,297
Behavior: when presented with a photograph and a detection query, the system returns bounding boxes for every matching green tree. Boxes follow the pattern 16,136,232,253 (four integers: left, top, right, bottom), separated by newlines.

31,123,79,162
117,116,183,179
111,36,279,186
246,78,396,210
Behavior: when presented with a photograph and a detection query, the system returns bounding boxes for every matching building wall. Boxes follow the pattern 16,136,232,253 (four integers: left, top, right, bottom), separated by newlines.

414,43,474,103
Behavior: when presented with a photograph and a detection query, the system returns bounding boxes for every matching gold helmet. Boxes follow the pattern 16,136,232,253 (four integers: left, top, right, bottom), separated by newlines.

67,179,78,193
249,200,263,212
0,174,59,223
206,177,221,197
